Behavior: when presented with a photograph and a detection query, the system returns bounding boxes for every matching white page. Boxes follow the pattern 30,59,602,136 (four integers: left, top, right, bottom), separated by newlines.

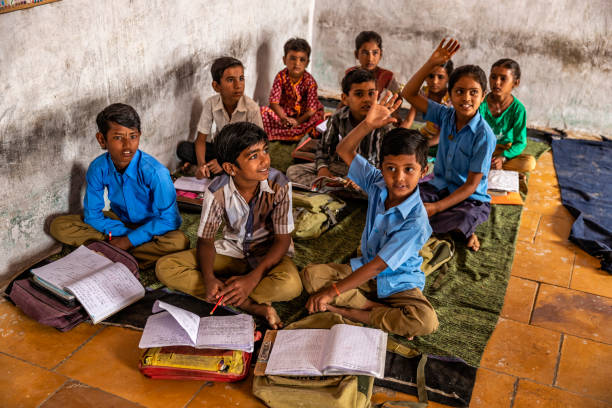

196,314,254,352
316,119,328,134
488,170,519,192
152,300,200,345
174,176,211,192
323,324,387,378
65,262,144,324
264,329,329,376
31,245,113,289
139,311,196,348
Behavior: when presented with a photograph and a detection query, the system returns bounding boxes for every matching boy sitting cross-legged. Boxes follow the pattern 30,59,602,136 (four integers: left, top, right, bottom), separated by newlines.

156,122,302,328
302,93,439,339
286,68,392,190
50,103,189,269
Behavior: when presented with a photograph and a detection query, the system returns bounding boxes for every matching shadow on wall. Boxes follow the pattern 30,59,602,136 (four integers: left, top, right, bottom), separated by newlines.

188,97,204,142
253,36,272,106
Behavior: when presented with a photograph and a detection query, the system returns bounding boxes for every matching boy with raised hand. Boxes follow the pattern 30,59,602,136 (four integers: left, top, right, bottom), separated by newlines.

50,103,189,268
302,93,438,339
286,68,391,190
156,122,302,329
177,57,263,179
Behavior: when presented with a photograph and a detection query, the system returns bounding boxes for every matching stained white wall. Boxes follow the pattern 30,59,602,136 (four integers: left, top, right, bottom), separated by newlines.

0,0,314,283
311,0,611,135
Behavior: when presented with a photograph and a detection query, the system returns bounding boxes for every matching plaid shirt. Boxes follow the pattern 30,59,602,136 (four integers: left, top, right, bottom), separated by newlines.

197,169,294,268
315,106,391,171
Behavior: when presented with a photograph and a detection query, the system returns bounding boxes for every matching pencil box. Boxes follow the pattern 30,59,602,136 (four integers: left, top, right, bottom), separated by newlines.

9,240,139,331
291,135,318,162
176,190,204,212
139,332,261,382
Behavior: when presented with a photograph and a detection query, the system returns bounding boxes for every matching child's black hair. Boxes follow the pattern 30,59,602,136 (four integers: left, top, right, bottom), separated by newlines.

355,31,382,51
380,129,428,170
448,65,487,94
283,38,311,58
491,58,521,81
215,122,268,168
341,68,375,95
211,56,244,84
96,103,141,138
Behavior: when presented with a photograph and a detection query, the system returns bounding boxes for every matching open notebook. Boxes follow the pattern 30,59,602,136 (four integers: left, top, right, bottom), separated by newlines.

264,324,387,378
139,300,254,352
487,169,519,195
30,245,144,324
173,176,211,192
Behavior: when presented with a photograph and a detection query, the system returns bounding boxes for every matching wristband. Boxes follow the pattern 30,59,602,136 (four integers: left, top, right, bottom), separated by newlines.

332,283,341,297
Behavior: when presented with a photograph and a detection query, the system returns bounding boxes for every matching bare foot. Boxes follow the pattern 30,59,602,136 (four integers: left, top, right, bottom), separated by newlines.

467,234,480,251
240,298,283,329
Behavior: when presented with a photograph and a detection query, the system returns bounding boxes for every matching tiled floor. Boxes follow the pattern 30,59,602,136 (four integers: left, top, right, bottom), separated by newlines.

1,151,611,408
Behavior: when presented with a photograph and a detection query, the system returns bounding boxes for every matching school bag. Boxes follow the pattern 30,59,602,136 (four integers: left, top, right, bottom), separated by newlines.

9,240,139,332
252,312,374,408
292,190,347,240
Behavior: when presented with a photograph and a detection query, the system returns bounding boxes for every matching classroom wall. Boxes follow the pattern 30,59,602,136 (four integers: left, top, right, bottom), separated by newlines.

0,0,315,283
311,0,612,135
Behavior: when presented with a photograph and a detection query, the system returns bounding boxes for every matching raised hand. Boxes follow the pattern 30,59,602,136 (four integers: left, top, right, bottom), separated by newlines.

364,91,402,130
428,38,460,66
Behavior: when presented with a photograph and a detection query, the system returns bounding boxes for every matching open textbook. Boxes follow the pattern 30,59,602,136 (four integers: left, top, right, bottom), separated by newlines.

30,245,144,324
264,324,387,378
138,300,255,352
488,169,519,195
173,176,211,192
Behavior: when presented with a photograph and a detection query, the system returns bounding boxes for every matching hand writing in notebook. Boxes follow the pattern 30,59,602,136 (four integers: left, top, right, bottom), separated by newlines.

204,276,225,303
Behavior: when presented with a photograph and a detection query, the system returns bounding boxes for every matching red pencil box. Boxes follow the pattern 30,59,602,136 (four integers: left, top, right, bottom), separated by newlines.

139,332,262,382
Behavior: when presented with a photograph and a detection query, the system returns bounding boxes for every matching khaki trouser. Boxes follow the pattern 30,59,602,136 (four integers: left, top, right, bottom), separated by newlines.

494,144,536,173
301,263,439,338
286,161,349,187
49,212,190,269
155,249,302,305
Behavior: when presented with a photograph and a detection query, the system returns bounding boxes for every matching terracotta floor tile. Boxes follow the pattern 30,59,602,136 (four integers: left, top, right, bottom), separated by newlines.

535,214,574,243
511,241,575,287
40,380,143,408
517,210,541,243
556,335,612,402
55,326,202,408
531,284,612,344
570,249,612,298
514,379,611,408
469,368,516,408
0,298,100,369
187,372,265,408
0,352,67,408
481,318,560,384
500,276,539,323
371,389,452,408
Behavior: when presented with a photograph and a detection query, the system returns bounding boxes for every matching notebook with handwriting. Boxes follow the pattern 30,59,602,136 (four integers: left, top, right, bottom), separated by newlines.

138,300,254,352
264,324,387,378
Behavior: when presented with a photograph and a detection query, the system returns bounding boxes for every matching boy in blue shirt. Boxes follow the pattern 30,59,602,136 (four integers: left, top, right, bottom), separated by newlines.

50,103,189,268
402,39,496,251
303,93,438,339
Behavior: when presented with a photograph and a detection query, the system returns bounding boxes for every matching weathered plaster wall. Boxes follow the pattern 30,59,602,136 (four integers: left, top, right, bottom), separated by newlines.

312,0,611,135
0,0,314,283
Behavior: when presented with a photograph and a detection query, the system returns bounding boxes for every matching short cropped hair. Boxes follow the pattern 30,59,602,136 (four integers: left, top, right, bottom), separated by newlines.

283,38,311,58
492,58,521,81
215,122,268,168
96,103,141,138
380,129,428,170
448,65,487,94
211,57,244,83
341,69,375,95
355,31,382,51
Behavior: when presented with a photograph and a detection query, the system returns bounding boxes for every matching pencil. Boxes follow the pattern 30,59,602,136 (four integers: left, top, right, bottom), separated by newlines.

108,231,112,241
210,295,224,315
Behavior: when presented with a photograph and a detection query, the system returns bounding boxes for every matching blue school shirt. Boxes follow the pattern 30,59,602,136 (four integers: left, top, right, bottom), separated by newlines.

347,154,432,297
424,99,496,202
83,150,182,247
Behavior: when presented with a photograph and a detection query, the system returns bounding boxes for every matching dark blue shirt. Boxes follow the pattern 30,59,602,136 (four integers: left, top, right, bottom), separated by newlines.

83,150,182,247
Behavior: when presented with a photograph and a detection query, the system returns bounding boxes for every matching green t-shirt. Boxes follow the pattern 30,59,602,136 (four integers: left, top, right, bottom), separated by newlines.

479,96,527,159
